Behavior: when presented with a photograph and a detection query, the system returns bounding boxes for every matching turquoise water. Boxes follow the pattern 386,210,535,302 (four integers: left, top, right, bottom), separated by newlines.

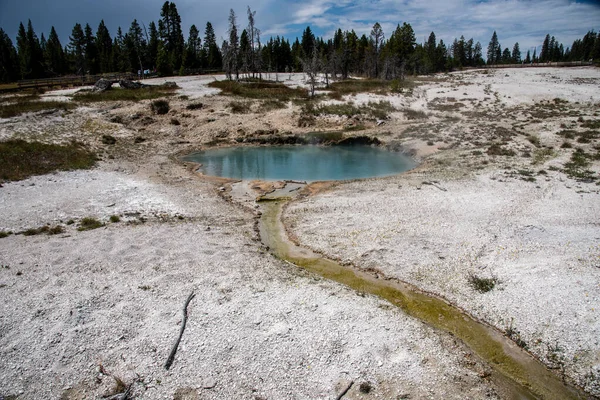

183,145,415,181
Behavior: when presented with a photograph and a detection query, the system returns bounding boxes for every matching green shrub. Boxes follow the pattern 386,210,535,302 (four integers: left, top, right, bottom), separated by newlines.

109,215,121,223
186,102,204,110
150,99,170,115
469,274,497,293
101,135,117,145
78,217,104,231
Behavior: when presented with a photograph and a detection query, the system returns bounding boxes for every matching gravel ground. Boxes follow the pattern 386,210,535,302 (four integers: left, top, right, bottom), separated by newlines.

1,66,599,399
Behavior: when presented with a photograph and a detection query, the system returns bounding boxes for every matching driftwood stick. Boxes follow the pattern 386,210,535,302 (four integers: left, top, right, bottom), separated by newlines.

336,380,354,400
165,291,196,370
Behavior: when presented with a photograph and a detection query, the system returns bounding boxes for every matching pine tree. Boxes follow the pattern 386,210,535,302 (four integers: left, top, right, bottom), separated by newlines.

45,26,66,75
147,22,159,70
473,42,484,66
84,24,98,74
540,34,550,62
501,47,511,64
511,42,521,63
369,22,384,78
487,31,500,65
301,26,315,58
524,50,531,64
183,24,201,70
0,28,20,82
17,20,44,79
159,1,184,73
96,20,113,73
156,40,172,76
69,23,85,75
203,22,221,69
239,29,250,75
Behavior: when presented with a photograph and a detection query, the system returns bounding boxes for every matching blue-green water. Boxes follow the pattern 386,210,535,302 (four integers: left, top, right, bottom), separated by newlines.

183,145,415,181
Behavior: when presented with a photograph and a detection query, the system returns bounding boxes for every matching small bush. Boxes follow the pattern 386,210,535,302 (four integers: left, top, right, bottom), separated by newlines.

366,100,396,119
526,135,540,147
359,382,372,393
532,148,555,165
563,149,596,181
21,225,63,236
468,274,497,293
560,141,572,148
78,217,104,231
186,102,204,110
487,143,515,156
102,134,117,145
48,225,65,235
0,231,10,238
403,108,429,120
258,99,286,112
150,99,170,115
229,100,253,114
109,215,121,223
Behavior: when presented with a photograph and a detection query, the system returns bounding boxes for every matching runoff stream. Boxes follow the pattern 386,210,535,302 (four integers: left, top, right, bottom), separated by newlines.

258,196,587,400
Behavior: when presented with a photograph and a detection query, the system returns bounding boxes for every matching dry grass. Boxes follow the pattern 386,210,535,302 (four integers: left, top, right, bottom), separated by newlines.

0,140,96,182
328,78,415,96
0,97,76,118
74,86,177,103
209,80,307,101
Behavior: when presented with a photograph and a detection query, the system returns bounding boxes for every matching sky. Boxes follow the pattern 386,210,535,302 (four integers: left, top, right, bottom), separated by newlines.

1,0,599,56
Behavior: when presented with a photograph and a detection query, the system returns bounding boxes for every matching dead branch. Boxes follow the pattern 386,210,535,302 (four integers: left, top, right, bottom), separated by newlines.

164,291,196,370
336,380,354,400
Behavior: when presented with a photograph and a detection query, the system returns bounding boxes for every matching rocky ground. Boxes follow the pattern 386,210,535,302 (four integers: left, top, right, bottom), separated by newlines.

0,67,599,399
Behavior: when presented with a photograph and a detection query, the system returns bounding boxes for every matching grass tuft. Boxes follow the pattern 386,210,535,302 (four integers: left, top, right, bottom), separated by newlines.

186,102,204,110
258,99,287,112
78,217,104,231
229,100,253,114
468,274,497,293
150,99,170,115
487,143,515,156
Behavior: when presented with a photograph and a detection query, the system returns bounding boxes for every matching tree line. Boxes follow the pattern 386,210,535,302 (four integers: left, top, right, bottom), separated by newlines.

1,1,599,84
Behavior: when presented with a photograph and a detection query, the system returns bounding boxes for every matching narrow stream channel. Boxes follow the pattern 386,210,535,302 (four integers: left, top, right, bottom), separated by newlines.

258,198,587,400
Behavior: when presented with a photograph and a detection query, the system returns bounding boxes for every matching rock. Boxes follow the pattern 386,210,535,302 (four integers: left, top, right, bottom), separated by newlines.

161,81,178,89
118,79,147,89
93,78,113,92
202,377,217,389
